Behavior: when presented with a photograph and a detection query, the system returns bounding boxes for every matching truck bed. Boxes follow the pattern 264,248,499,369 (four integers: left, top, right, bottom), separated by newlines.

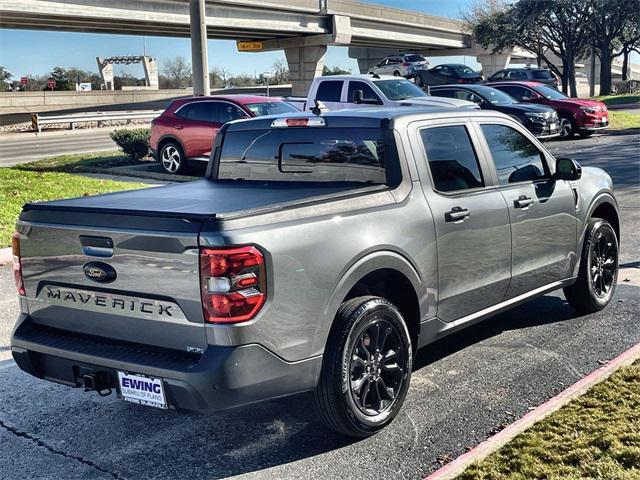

21,179,386,222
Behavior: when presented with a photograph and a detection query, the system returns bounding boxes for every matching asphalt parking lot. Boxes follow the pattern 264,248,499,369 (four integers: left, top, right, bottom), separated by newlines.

0,132,638,480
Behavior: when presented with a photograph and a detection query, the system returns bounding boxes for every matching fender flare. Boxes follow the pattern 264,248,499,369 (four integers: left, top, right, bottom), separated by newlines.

313,249,428,354
157,135,186,157
574,192,619,275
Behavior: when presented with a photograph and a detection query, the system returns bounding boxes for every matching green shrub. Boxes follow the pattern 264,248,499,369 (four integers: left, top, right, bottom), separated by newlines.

110,128,150,161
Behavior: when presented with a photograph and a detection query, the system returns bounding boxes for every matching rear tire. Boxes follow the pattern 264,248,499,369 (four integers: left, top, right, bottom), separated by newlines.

159,141,186,175
564,219,619,313
313,296,412,438
393,71,402,77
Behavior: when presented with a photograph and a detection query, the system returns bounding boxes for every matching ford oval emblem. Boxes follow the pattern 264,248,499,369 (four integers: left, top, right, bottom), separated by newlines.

83,262,117,283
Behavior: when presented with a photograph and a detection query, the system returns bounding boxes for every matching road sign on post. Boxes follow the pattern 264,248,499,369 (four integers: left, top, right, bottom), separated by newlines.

47,79,56,91
20,77,28,85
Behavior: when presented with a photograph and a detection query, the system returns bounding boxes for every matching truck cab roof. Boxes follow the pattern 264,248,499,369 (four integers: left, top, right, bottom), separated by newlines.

223,106,509,131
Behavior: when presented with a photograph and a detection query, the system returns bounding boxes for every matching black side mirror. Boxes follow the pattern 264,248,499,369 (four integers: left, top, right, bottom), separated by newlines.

555,157,582,181
353,90,364,104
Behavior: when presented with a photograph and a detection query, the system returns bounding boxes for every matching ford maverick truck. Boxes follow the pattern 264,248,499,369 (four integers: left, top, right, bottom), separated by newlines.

11,108,620,437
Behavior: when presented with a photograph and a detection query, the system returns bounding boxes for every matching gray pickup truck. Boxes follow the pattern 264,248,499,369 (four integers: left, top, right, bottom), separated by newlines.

11,107,620,437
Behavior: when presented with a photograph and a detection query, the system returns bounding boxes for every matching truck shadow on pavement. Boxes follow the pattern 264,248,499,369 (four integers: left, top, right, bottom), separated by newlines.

0,294,595,480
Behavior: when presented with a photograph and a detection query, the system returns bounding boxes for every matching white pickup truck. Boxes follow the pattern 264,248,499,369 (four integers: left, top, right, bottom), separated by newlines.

288,74,478,112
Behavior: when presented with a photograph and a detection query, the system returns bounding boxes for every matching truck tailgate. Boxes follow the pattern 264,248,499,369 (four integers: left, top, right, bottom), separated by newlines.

17,213,206,353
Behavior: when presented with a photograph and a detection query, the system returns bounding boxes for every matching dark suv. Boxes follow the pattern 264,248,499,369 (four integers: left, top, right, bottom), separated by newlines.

486,68,558,88
430,84,559,139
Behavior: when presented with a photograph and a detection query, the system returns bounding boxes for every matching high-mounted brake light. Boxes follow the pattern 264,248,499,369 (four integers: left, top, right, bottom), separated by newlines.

12,231,25,296
199,246,266,323
271,117,326,128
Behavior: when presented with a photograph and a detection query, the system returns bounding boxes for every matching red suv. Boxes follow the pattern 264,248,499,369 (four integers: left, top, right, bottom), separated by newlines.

486,81,608,139
150,95,299,174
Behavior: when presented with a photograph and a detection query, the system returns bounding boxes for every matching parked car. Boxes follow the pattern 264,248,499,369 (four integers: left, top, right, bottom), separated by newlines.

290,74,479,112
368,53,429,78
430,84,560,139
485,68,559,88
149,95,299,174
487,81,609,138
414,64,483,88
12,108,619,437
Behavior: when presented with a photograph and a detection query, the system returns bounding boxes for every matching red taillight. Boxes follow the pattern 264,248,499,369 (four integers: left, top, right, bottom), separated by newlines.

285,118,309,127
199,246,266,323
12,231,25,296
402,62,410,67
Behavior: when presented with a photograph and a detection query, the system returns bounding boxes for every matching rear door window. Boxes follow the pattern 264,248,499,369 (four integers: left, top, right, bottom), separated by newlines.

421,125,484,192
176,102,215,122
508,70,528,80
316,81,344,102
481,124,549,184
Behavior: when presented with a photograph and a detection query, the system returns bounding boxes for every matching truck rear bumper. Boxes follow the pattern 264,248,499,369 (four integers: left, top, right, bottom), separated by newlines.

11,315,322,413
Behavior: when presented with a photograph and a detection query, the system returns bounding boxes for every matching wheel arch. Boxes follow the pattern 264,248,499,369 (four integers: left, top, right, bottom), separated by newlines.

589,196,620,242
321,250,426,354
157,135,186,157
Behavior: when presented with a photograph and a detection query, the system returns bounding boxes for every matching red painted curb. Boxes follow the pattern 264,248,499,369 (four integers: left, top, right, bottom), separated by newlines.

425,341,640,480
0,247,12,266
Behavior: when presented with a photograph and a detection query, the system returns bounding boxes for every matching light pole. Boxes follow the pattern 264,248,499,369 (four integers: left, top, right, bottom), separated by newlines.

262,72,274,97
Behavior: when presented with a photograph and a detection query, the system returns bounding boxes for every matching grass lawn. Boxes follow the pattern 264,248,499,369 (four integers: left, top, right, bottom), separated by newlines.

0,167,148,248
458,360,640,480
16,151,141,174
608,111,640,130
595,94,640,106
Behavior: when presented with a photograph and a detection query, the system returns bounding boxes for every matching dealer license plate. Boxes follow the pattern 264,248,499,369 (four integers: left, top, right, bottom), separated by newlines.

118,371,167,409
602,116,608,123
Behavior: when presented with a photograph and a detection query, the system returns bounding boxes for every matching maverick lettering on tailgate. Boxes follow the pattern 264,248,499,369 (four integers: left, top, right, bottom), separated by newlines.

41,286,187,322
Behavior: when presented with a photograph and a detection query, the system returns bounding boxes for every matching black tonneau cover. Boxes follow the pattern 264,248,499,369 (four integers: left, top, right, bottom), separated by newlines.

21,179,386,222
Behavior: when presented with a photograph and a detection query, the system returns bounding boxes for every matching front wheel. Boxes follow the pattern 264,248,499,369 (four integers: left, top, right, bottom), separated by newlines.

558,116,576,139
313,296,412,437
564,219,619,313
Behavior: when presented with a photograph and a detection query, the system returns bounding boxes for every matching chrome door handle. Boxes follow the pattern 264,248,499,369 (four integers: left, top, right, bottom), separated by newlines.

445,206,470,222
514,195,534,208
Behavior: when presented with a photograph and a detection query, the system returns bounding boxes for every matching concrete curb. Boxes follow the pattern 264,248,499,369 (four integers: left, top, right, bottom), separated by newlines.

0,247,12,266
425,341,640,480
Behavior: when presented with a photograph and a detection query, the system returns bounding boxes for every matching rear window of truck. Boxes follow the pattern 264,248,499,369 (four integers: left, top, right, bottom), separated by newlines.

216,127,399,186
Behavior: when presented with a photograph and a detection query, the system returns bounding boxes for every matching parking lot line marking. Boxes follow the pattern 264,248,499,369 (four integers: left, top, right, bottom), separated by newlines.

424,341,640,480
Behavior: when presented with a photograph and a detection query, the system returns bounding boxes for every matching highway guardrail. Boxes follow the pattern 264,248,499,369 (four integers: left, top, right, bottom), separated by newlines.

31,110,162,134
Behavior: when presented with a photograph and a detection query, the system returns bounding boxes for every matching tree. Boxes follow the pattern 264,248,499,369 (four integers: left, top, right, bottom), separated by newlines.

616,20,640,81
322,65,351,76
272,59,290,84
161,56,192,89
587,0,639,95
471,0,591,97
210,66,231,88
0,66,12,90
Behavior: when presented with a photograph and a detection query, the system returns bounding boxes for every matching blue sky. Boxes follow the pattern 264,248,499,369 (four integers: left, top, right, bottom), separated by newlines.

0,0,475,78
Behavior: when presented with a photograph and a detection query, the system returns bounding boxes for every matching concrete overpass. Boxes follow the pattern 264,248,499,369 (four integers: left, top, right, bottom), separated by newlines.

0,0,526,95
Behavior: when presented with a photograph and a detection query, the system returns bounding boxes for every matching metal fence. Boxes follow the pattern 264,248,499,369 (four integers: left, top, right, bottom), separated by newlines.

31,110,162,133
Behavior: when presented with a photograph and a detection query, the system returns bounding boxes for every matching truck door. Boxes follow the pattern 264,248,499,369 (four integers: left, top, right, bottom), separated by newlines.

477,121,577,298
313,79,346,111
411,121,512,322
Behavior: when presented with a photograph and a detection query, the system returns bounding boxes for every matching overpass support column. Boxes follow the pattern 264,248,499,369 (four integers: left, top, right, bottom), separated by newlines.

476,52,511,78
190,0,210,96
285,45,327,97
